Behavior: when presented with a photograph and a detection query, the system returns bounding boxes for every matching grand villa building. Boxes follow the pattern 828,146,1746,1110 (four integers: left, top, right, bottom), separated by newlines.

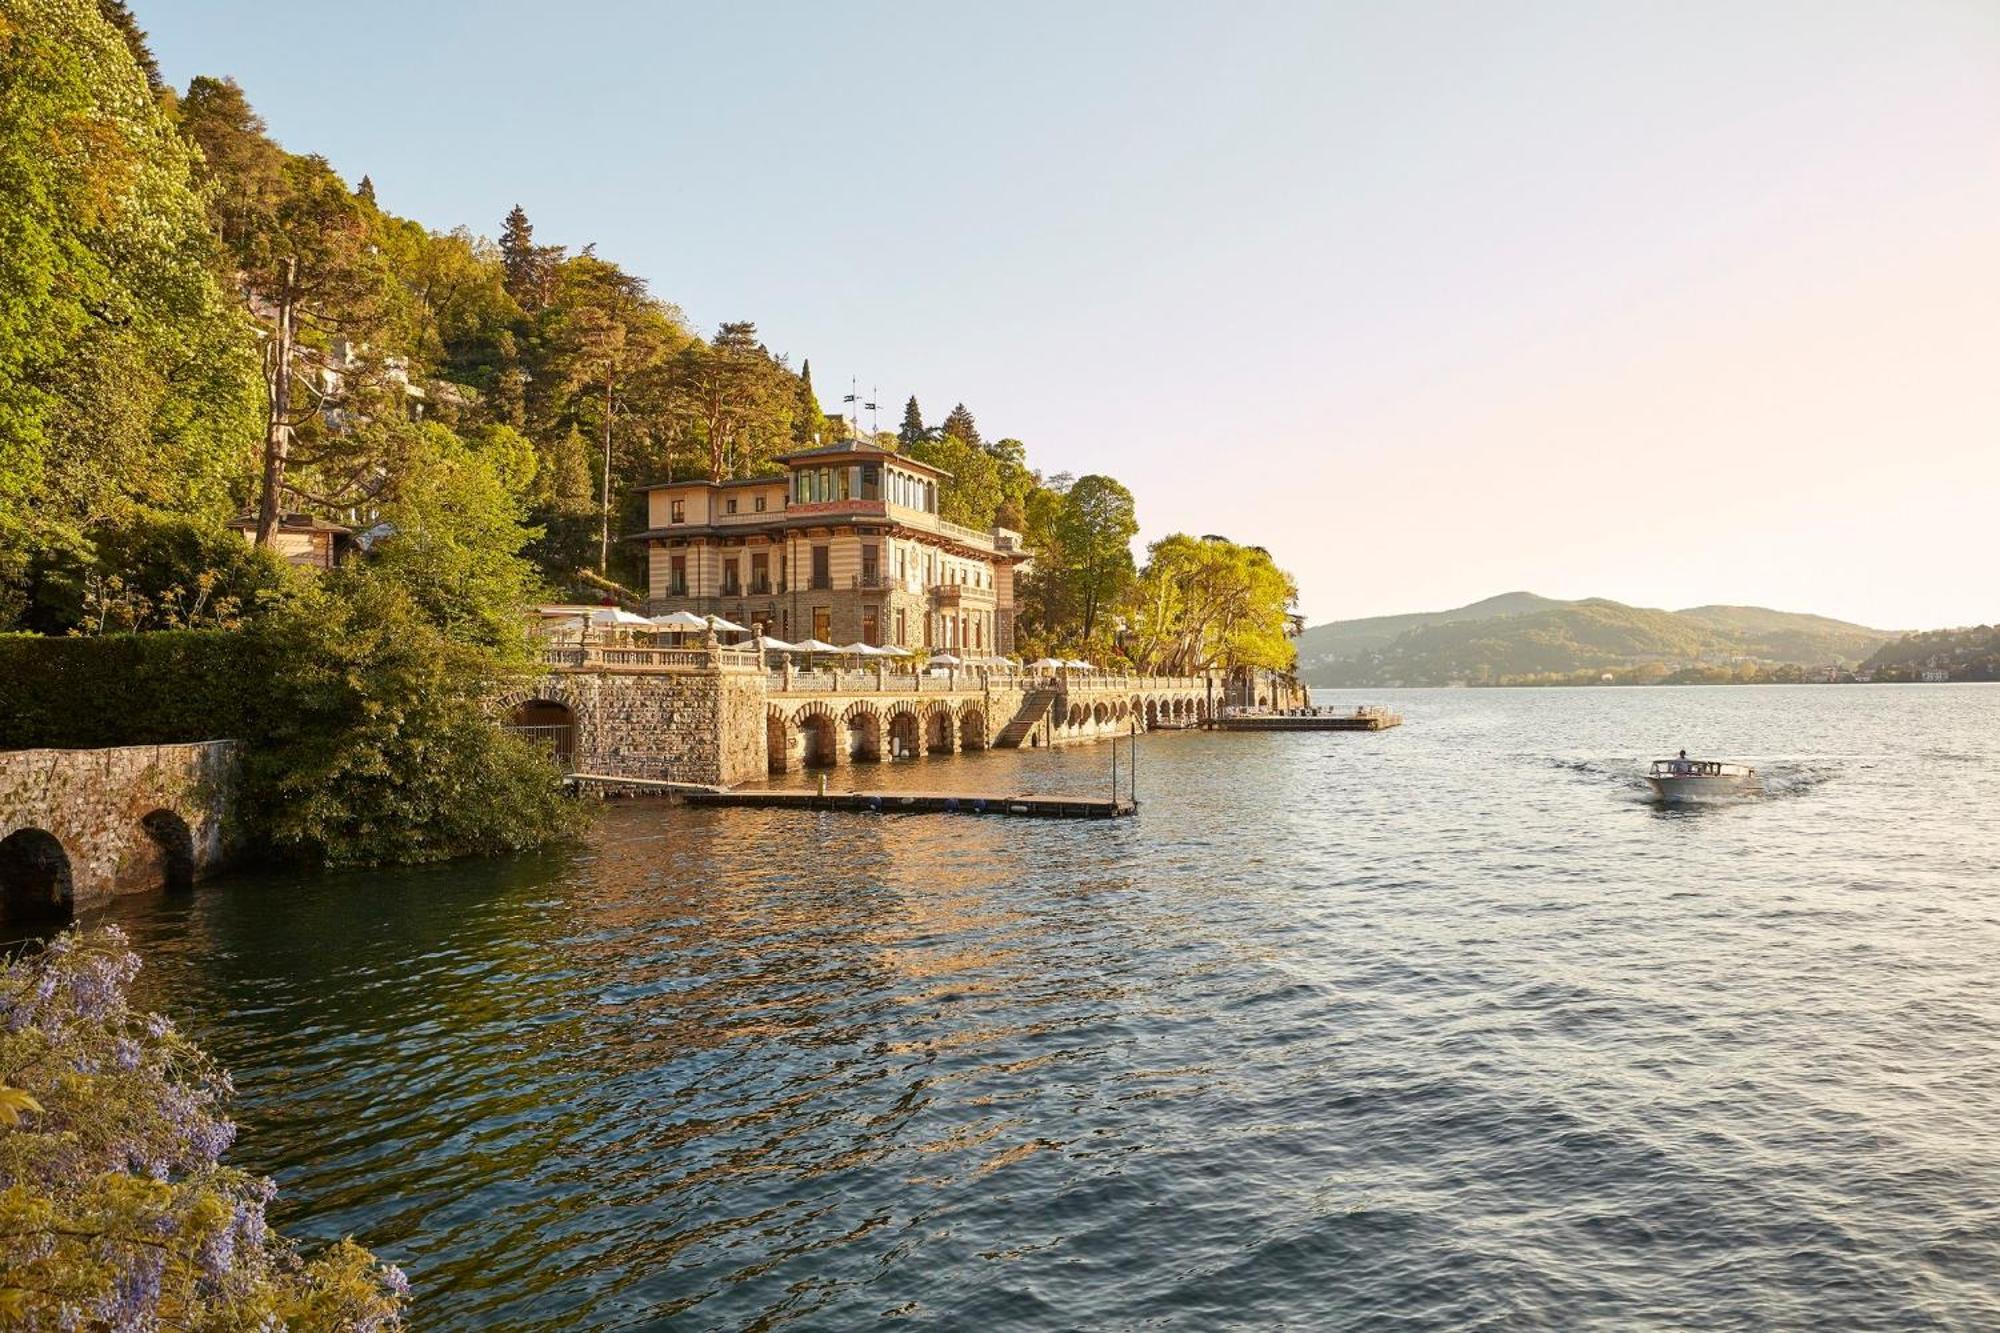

631,440,1029,653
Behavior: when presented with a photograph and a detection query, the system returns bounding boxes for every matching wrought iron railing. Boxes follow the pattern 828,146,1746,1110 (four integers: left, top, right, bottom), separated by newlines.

506,724,574,764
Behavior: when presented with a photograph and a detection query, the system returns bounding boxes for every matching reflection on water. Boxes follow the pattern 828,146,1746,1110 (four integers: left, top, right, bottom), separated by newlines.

108,685,2000,1329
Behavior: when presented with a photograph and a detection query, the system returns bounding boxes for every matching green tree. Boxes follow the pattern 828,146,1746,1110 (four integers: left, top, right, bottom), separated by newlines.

1055,474,1137,646
93,0,159,93
177,80,393,546
897,395,927,448
244,575,581,867
497,203,562,312
21,511,297,635
939,401,981,449
540,254,683,570
791,357,824,444
672,320,792,482
0,0,260,626
907,432,1003,529
1126,533,1298,674
365,422,543,654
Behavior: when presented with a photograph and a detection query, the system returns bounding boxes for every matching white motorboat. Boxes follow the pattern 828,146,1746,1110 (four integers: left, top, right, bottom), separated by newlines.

1646,757,1758,802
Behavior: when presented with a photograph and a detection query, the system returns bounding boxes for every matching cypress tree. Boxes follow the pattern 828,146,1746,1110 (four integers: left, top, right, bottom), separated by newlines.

792,359,823,444
898,396,927,448
355,174,377,206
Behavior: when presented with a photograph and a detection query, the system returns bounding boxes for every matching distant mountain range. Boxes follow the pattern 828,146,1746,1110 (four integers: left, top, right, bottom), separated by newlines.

1297,593,1897,687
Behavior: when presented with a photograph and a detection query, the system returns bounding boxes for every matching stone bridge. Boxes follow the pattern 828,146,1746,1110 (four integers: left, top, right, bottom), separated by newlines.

509,644,1223,786
0,741,238,931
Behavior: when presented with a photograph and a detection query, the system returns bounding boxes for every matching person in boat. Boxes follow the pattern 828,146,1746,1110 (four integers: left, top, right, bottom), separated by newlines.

1671,749,1692,776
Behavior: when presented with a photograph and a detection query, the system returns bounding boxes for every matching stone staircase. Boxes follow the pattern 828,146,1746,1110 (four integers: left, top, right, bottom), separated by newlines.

992,688,1059,748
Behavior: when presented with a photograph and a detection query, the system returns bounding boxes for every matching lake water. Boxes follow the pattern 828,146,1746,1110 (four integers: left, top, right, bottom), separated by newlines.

104,685,2000,1329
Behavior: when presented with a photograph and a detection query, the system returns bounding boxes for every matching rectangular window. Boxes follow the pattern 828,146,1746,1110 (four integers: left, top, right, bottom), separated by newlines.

813,606,830,641
895,609,907,645
670,499,685,524
670,555,687,596
725,497,738,515
811,545,830,591
750,552,769,594
722,558,739,595
862,610,878,646
861,465,880,500
861,545,879,587
754,495,766,513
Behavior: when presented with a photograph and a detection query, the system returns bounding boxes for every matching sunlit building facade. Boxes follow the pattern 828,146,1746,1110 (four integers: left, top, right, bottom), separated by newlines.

632,441,1029,652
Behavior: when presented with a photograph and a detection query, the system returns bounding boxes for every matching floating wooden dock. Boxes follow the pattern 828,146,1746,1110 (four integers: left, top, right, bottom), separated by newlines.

685,788,1135,819
1219,708,1403,732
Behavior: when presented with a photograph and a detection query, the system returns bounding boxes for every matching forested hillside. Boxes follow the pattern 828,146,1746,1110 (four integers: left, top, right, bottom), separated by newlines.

1302,594,1892,686
1292,592,1560,667
1860,626,2000,682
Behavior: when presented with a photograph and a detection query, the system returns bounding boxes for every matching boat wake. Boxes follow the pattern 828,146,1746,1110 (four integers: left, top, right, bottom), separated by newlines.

1752,761,1839,800
1544,756,1838,806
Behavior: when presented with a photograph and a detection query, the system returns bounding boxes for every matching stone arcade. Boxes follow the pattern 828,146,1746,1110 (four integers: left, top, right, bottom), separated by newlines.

507,641,1236,786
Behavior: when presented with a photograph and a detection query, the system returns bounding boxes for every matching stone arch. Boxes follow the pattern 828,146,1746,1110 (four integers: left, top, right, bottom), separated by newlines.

885,706,922,759
506,696,576,767
1145,698,1159,728
958,706,988,751
1092,701,1109,725
924,702,957,754
497,682,589,768
766,706,798,775
1067,702,1086,728
792,701,839,767
0,827,74,931
840,701,883,762
138,809,196,894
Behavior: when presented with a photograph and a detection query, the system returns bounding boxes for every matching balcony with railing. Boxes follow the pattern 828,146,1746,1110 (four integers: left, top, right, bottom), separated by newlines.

930,580,996,607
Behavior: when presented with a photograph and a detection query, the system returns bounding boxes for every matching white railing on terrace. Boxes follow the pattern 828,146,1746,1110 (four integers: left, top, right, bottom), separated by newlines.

767,668,1215,695
935,515,997,548
539,642,762,671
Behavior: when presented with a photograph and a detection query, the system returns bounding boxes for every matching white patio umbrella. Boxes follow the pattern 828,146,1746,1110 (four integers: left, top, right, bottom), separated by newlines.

648,610,708,630
877,645,913,657
794,638,840,653
705,614,750,634
930,652,963,667
757,635,803,653
1029,657,1065,670
589,607,652,627
1065,658,1095,670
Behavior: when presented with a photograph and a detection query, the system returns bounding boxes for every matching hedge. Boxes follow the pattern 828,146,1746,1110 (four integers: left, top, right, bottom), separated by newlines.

0,630,274,749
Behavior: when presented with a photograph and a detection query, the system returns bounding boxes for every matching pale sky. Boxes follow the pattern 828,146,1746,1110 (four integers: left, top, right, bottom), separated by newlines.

146,2,2000,630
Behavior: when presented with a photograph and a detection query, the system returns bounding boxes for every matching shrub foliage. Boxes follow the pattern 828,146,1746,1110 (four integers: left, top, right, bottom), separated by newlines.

0,928,408,1329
